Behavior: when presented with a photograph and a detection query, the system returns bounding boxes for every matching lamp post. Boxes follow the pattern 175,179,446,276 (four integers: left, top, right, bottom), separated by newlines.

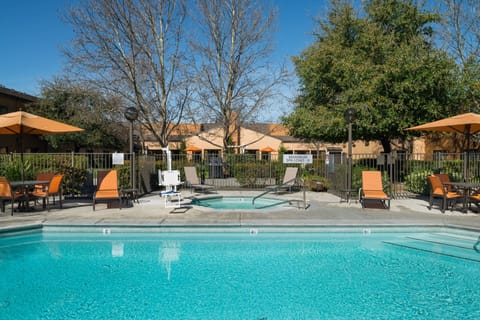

124,107,139,189
343,108,357,194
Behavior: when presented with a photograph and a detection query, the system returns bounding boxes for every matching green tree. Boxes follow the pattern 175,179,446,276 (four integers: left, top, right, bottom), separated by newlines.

29,78,127,152
284,0,463,153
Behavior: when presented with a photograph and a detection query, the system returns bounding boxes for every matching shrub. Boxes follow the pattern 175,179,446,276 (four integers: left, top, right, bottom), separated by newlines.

233,162,272,187
0,159,33,181
404,169,433,195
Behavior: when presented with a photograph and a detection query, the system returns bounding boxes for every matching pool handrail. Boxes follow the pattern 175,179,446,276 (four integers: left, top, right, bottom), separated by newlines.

252,177,308,209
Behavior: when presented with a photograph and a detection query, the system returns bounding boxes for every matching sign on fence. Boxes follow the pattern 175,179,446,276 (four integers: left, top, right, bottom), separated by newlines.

283,154,313,164
112,153,124,165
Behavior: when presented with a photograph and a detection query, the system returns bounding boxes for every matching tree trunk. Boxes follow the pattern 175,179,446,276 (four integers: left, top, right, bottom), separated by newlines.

381,139,391,153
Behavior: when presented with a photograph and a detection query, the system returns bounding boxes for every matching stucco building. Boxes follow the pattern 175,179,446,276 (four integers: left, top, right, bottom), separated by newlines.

0,86,46,153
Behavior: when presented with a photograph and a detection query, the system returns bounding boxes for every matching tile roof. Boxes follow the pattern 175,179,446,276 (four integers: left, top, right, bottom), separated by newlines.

0,85,37,102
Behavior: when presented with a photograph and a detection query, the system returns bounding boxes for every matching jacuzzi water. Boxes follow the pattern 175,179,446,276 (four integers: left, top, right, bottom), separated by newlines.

0,227,479,319
191,196,289,209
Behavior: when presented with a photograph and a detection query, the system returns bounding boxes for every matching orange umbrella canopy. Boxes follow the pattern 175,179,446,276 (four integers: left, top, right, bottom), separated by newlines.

185,145,202,152
407,112,480,180
260,146,276,152
0,111,84,135
406,112,480,134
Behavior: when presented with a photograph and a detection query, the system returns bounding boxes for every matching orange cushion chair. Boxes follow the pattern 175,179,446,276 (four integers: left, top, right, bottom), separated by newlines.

30,174,64,211
0,177,24,215
427,175,461,213
359,171,391,209
93,170,122,211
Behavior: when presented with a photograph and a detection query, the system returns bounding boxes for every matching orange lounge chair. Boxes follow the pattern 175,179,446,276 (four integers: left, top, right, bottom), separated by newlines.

0,177,24,215
93,170,122,210
427,175,461,213
359,171,391,209
30,174,64,211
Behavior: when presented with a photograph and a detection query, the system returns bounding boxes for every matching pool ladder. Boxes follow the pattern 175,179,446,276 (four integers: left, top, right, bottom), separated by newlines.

252,177,308,209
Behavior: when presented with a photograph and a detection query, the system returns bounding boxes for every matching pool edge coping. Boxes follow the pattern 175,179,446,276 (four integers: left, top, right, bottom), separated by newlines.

1,222,480,235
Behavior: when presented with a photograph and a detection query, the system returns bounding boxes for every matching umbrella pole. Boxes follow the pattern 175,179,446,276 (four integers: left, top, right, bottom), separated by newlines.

19,130,25,183
465,128,471,182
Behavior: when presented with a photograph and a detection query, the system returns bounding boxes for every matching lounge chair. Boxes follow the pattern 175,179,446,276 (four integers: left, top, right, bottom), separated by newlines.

0,177,24,215
359,171,391,209
30,173,64,211
183,166,216,193
265,167,299,193
427,175,461,213
93,170,122,210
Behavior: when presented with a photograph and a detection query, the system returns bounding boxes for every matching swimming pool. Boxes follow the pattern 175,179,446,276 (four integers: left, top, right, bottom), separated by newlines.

191,196,291,210
0,226,479,319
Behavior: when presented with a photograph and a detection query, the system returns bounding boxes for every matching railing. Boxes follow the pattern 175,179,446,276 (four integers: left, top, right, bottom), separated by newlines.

1,151,479,199
0,152,156,197
252,177,308,209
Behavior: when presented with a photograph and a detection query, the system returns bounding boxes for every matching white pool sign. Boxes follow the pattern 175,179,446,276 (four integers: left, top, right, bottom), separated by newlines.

112,152,124,165
283,154,313,164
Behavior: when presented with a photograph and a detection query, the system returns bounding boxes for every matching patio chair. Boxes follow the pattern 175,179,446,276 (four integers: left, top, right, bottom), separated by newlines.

427,175,461,213
183,166,216,193
93,170,122,210
359,171,391,209
30,174,64,211
265,167,299,193
33,172,55,192
469,191,480,209
435,173,457,193
0,177,24,215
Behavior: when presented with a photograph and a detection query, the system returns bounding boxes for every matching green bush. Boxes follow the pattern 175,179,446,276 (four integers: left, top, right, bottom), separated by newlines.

0,158,34,181
233,162,272,187
59,165,88,196
404,169,432,195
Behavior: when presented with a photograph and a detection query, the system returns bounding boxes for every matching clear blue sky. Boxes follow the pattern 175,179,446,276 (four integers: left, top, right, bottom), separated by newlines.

0,0,327,97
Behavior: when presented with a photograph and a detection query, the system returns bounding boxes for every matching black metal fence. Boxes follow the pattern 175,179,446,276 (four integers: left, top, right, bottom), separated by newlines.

1,151,479,199
0,153,157,197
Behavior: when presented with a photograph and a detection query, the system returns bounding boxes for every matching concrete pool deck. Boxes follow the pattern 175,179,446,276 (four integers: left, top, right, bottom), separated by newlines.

1,190,479,231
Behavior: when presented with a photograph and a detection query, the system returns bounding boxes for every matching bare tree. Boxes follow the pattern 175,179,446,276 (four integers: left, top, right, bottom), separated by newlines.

190,0,286,151
64,0,190,148
437,0,480,110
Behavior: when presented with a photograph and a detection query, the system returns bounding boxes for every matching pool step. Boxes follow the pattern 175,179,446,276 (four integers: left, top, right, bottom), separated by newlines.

384,233,480,262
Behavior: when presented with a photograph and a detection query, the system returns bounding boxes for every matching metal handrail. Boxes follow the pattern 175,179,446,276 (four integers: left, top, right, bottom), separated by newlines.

252,177,308,209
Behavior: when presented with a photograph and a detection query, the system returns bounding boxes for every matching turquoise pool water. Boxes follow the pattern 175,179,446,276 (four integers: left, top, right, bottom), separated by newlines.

0,227,479,319
192,196,289,209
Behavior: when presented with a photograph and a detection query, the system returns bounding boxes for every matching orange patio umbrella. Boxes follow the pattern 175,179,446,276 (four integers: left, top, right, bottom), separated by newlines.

406,112,480,135
0,111,84,135
260,146,276,153
406,112,480,180
185,145,202,152
0,111,84,180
